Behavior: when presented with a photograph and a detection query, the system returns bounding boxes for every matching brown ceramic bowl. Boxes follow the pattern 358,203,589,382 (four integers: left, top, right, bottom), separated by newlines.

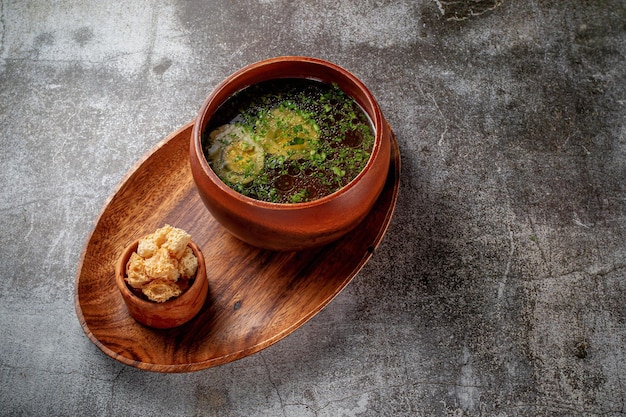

115,240,208,329
189,56,392,251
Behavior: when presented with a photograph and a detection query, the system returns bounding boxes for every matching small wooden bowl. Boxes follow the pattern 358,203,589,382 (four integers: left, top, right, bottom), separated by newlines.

115,239,208,329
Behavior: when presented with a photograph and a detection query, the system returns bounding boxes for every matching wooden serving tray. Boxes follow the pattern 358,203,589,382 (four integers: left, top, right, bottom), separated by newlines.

74,121,400,372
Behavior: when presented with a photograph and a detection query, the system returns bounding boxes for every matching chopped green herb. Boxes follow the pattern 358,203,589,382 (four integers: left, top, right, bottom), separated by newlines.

203,78,374,204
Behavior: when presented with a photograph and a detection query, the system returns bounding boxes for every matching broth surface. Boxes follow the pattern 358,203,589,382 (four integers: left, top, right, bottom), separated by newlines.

202,78,374,203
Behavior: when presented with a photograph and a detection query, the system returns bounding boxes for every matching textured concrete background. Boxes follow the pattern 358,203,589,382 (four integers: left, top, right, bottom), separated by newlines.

1,1,625,416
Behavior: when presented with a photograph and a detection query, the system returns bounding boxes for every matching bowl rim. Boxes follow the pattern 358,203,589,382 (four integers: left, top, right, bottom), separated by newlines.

115,239,206,309
192,55,385,210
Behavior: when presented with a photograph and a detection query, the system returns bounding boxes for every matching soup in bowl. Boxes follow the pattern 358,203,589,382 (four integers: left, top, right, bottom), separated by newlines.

189,56,392,251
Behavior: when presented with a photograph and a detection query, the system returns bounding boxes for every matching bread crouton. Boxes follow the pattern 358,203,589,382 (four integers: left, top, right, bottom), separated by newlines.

178,246,198,278
142,279,182,303
144,247,180,281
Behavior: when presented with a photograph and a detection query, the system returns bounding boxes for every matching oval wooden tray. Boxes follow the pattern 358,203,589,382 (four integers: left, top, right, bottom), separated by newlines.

74,121,400,373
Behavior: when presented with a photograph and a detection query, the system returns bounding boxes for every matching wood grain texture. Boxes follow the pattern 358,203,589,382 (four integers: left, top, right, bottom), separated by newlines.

74,121,400,372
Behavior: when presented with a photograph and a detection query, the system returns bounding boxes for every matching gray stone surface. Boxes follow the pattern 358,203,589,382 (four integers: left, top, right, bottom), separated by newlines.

1,1,625,416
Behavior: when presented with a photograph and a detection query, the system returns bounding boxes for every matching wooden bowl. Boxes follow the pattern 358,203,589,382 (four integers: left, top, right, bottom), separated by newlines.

189,56,392,251
115,240,208,329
